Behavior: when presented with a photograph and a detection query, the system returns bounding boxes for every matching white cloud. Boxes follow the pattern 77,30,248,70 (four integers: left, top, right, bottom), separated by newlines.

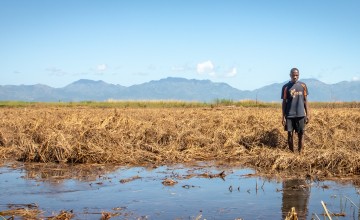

197,60,214,75
97,64,108,72
226,67,237,77
352,76,360,81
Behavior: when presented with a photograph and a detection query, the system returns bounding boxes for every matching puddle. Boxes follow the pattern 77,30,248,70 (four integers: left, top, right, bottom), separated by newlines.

0,162,359,219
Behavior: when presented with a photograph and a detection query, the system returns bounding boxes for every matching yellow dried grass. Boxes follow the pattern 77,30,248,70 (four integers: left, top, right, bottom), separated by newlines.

0,106,359,177
0,208,43,220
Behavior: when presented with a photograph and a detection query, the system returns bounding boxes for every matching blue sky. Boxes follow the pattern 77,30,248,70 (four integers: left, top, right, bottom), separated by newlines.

1,0,359,90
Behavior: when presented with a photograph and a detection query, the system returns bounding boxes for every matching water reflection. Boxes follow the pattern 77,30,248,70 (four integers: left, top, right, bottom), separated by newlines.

282,178,310,219
22,163,121,182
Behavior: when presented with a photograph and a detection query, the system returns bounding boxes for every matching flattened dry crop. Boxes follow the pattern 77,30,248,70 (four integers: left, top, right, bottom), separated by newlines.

0,106,359,178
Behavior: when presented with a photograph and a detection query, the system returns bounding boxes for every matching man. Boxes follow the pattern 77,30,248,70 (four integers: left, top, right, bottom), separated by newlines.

281,68,310,153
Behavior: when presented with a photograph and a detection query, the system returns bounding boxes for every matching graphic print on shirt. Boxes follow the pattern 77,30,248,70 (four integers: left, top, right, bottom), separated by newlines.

290,89,303,98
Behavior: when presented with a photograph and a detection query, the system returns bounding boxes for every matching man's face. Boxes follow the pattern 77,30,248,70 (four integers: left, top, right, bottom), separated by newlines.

290,70,299,83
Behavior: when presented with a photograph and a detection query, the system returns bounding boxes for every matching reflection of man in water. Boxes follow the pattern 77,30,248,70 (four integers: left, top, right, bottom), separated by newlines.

281,178,310,220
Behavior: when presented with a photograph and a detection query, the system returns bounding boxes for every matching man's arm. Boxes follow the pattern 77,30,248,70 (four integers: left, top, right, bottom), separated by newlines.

282,99,286,126
304,95,310,123
281,85,287,126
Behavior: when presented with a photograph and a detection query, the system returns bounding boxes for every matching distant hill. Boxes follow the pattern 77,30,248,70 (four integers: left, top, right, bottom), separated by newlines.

254,79,360,102
122,77,252,101
0,77,359,102
60,79,126,101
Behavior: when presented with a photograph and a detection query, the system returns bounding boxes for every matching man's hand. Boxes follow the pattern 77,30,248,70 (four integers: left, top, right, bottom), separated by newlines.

282,116,286,126
306,115,310,124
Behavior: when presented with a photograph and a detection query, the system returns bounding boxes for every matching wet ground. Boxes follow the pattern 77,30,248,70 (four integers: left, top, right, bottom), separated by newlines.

0,162,359,220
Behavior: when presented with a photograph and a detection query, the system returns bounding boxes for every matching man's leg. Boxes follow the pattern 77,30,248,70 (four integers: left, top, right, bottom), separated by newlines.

297,117,306,153
298,132,304,153
287,131,294,152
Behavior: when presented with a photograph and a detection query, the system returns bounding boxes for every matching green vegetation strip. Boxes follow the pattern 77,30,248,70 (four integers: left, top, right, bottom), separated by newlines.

0,100,359,108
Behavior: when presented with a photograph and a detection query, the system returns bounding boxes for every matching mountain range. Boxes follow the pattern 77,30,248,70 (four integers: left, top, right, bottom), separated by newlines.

0,77,359,102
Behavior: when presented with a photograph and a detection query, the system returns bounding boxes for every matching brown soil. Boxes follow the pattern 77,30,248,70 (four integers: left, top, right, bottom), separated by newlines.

0,106,359,178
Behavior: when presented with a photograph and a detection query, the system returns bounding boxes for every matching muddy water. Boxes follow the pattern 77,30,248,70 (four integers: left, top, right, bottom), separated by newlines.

0,162,359,220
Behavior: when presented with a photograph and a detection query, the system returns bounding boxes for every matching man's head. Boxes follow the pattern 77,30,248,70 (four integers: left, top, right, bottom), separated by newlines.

290,68,299,83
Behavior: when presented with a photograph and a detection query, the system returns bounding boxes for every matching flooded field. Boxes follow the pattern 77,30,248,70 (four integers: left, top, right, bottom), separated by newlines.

1,106,360,219
1,162,359,220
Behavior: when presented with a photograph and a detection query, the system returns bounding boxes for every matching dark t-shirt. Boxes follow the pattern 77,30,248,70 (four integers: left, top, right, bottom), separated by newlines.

281,81,308,118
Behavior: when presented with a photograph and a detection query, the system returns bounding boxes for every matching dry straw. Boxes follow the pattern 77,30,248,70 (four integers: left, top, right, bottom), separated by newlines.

0,106,359,178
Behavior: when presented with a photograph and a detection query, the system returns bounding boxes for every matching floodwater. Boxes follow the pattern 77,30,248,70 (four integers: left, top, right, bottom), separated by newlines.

0,162,359,220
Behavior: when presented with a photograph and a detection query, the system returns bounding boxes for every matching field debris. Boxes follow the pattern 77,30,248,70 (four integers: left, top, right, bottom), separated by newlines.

321,201,332,220
320,212,346,217
100,211,120,220
162,178,178,186
182,184,198,189
197,170,226,179
101,212,112,220
182,170,226,180
48,210,74,220
0,207,117,220
285,207,298,220
0,204,42,220
119,175,141,184
0,208,43,220
0,106,359,178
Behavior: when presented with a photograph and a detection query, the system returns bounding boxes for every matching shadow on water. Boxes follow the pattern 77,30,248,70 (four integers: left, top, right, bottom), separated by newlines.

0,162,359,219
